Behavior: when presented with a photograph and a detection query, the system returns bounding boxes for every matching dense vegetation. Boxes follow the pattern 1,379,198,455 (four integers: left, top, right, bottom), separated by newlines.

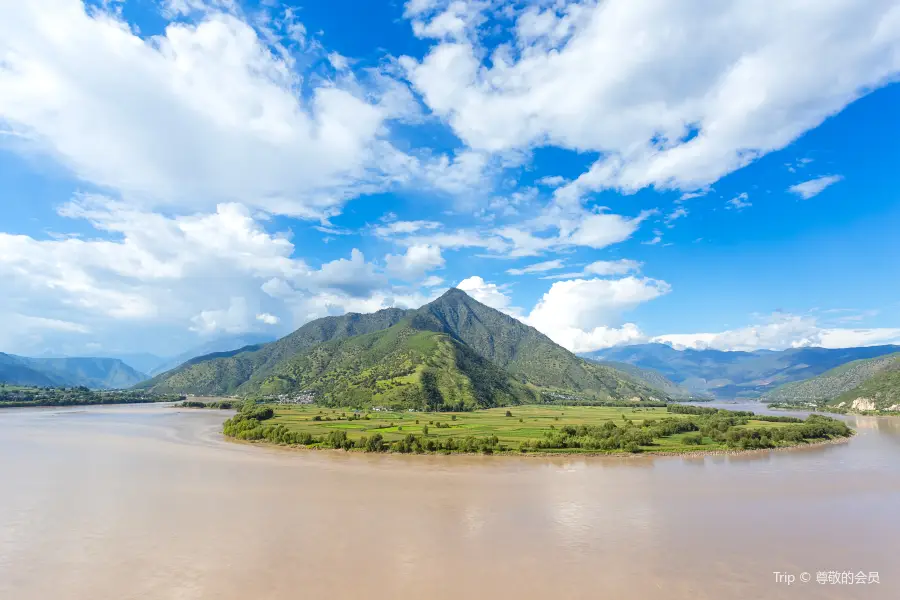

0,385,183,408
221,403,851,455
0,353,148,389
764,353,900,413
585,343,900,398
143,289,662,406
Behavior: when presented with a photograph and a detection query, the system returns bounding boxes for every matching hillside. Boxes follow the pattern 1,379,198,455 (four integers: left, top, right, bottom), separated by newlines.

410,289,659,399
763,353,900,411
138,307,412,395
585,343,900,398
143,289,662,405
831,365,900,412
586,360,700,399
0,353,148,389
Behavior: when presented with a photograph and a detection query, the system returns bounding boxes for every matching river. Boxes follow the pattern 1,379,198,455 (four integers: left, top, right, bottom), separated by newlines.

0,402,897,600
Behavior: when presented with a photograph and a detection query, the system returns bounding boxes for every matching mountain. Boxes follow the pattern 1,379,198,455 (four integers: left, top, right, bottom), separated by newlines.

584,343,900,398
110,353,167,376
0,353,148,389
0,354,57,387
142,289,662,406
764,352,900,411
147,333,278,376
586,359,700,399
139,308,411,394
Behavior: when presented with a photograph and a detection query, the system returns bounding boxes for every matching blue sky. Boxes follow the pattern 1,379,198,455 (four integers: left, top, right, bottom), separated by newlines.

1,0,899,358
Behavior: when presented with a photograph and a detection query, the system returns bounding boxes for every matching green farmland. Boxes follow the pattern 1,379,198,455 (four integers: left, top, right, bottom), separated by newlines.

217,403,853,455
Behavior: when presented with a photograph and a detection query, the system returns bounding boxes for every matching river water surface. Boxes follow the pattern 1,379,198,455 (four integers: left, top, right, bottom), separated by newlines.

1,402,898,600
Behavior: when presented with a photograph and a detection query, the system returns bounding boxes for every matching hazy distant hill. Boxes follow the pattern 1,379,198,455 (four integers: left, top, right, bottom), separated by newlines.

584,343,900,398
585,359,701,399
765,353,900,411
142,289,663,406
147,333,277,376
0,353,148,389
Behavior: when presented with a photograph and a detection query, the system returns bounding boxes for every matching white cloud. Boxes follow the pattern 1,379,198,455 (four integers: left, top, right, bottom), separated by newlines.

403,0,900,200
726,192,751,210
536,175,568,187
525,277,671,352
385,244,445,280
541,259,642,280
0,1,415,219
0,198,307,325
665,207,688,227
456,276,519,315
642,229,663,245
506,259,565,275
585,259,643,276
421,275,445,287
565,210,653,249
372,220,442,237
653,313,900,351
311,249,386,298
191,297,255,334
256,313,280,325
788,175,844,199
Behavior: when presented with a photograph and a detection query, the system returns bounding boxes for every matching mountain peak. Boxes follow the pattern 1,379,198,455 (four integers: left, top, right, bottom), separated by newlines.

437,287,472,300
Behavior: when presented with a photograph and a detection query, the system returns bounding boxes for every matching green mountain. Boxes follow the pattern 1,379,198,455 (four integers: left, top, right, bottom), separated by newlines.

139,307,412,396
585,343,900,398
587,359,701,399
0,353,148,389
142,289,663,406
764,352,900,411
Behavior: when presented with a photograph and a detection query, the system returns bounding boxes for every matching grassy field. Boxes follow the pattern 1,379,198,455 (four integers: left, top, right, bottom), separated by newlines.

258,404,810,454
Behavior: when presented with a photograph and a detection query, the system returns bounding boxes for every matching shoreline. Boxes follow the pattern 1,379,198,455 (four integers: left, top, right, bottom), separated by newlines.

224,431,853,459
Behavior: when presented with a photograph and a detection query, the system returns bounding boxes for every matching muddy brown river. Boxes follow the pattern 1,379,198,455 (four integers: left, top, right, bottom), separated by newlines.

1,402,897,600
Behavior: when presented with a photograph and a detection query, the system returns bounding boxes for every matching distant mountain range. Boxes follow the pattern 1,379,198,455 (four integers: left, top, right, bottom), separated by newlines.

140,289,664,407
0,354,148,389
142,333,276,376
764,352,900,411
582,343,900,399
0,333,277,390
586,360,700,399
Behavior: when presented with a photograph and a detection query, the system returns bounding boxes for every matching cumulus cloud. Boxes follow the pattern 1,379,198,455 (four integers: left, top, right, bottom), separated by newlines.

403,0,900,200
385,244,445,280
0,0,415,219
525,277,672,352
456,276,519,315
310,249,387,298
788,175,844,199
256,313,280,325
653,313,900,351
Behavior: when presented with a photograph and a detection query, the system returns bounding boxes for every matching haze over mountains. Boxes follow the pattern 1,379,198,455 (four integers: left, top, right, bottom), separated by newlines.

0,354,147,389
0,333,277,390
584,343,900,399
141,289,662,407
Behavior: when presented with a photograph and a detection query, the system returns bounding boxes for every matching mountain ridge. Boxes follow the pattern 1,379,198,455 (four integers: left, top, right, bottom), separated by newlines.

0,353,148,389
764,352,900,411
141,289,663,405
584,343,900,398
